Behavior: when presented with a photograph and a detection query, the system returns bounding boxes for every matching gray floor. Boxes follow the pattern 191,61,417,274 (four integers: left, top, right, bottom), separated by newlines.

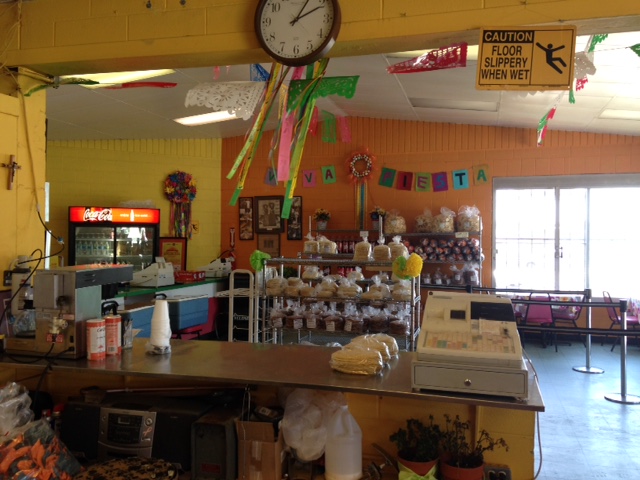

525,337,640,479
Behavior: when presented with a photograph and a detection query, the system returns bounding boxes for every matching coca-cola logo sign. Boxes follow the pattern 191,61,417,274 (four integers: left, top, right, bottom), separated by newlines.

83,208,113,222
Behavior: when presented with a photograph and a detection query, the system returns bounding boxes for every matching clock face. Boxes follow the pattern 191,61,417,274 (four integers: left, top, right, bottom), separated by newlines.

255,0,341,67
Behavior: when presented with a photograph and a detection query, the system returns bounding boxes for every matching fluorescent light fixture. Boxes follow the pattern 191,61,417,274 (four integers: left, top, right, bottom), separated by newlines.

599,109,640,121
410,97,498,112
60,69,175,88
174,111,239,126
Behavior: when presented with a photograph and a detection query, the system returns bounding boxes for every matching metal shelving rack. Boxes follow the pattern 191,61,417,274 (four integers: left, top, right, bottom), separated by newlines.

261,257,422,350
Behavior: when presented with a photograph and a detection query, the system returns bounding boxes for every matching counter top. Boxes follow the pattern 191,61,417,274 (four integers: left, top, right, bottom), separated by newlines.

1,339,544,412
116,278,227,298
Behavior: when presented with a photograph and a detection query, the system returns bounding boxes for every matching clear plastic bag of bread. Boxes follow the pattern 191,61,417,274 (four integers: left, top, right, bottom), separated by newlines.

415,207,434,233
337,278,362,298
372,236,391,262
317,276,338,298
391,279,412,301
432,207,456,233
353,233,372,261
346,334,391,363
361,276,391,300
389,235,409,261
347,266,365,282
330,344,384,375
384,209,407,234
450,265,465,286
456,205,481,232
303,232,319,254
317,235,337,254
266,274,287,296
302,265,322,281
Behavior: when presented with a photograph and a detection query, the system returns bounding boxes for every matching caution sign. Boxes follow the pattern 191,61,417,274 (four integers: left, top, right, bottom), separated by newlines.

476,26,576,90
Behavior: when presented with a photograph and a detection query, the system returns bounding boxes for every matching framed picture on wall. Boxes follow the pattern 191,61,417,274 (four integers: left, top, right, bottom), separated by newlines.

238,197,254,240
255,196,284,234
287,196,303,240
159,237,187,271
257,234,280,258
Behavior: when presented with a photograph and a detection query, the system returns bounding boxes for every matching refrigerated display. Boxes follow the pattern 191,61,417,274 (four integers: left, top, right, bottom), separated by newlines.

69,206,161,271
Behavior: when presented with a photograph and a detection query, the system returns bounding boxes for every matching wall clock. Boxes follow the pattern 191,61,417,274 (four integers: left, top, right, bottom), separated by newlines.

255,0,341,67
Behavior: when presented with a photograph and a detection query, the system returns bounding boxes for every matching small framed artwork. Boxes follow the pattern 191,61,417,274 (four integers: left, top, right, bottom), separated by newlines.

255,196,284,234
287,196,303,240
159,237,187,271
257,234,280,258
238,197,254,240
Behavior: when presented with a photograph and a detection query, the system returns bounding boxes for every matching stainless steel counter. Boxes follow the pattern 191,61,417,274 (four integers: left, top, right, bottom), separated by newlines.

1,338,544,412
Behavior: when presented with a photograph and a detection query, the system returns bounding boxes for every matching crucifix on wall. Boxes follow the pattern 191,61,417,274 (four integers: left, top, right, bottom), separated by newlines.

1,156,21,190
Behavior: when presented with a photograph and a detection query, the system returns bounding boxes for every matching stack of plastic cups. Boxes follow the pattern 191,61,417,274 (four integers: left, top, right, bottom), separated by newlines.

148,299,172,354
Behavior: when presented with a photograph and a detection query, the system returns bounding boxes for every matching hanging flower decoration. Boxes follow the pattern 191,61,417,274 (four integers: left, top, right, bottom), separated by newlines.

163,170,197,239
347,152,375,182
164,171,197,203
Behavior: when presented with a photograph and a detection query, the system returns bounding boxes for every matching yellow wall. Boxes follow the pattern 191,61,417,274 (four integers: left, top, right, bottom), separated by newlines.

46,139,222,270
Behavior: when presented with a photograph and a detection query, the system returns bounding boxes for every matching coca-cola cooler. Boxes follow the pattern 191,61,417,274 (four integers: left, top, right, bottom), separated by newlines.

69,206,161,271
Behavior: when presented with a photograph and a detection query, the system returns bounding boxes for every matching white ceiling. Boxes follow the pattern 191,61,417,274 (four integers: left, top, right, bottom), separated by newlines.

44,31,640,141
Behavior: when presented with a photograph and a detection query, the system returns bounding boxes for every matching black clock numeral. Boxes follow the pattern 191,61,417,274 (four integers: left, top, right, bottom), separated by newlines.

307,40,313,51
269,32,276,42
317,28,324,38
293,44,300,55
262,17,272,27
279,42,285,53
270,2,280,13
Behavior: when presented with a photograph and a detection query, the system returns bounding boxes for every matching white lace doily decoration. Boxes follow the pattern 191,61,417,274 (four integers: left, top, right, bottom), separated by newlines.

574,51,596,80
185,81,265,120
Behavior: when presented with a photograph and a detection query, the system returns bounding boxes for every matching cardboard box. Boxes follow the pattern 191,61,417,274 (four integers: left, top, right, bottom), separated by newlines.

235,420,285,480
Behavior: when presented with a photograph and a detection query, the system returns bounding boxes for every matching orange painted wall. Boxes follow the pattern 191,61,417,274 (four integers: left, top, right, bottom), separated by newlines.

222,117,640,285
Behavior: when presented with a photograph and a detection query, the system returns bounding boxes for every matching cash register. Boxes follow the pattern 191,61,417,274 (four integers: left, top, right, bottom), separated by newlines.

130,257,175,288
412,291,529,399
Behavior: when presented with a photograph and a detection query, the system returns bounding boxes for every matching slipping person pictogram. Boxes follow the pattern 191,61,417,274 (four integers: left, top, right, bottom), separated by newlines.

535,42,567,74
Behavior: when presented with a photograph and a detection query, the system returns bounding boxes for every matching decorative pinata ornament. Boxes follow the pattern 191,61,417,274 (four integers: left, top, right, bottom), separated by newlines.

347,150,376,229
164,170,197,238
393,253,424,280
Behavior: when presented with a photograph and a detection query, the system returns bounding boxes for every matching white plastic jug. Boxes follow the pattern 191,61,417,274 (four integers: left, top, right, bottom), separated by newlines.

325,405,362,480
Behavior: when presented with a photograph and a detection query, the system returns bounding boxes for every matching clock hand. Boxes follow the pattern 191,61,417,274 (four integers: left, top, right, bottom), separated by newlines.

295,5,323,22
290,0,311,26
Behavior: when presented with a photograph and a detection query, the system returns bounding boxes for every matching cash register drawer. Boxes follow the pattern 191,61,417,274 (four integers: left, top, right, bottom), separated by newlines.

412,362,528,398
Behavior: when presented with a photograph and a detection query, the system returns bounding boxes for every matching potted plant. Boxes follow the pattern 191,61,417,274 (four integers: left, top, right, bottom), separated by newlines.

439,415,509,480
313,208,331,230
389,417,441,476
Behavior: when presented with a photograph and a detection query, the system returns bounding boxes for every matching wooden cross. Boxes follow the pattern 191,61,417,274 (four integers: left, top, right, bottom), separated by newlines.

1,156,21,190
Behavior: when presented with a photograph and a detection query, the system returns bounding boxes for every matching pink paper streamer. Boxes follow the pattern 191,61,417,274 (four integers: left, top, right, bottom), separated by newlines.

213,66,220,80
308,107,319,136
337,116,351,143
292,67,305,81
277,113,295,181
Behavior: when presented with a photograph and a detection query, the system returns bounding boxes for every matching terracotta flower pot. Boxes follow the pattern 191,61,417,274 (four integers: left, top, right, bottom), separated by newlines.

440,462,485,480
397,457,438,477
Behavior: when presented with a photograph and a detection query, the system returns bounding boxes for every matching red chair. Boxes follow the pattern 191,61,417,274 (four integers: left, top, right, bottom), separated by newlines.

551,296,586,349
602,291,640,351
521,293,554,350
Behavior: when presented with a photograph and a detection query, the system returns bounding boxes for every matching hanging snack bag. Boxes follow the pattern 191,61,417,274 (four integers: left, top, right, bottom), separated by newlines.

456,205,481,232
384,209,407,235
303,232,319,254
318,235,338,254
415,208,434,233
432,207,456,233
372,236,391,262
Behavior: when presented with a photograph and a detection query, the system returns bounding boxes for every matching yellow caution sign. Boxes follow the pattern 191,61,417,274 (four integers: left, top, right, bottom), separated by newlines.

476,26,576,90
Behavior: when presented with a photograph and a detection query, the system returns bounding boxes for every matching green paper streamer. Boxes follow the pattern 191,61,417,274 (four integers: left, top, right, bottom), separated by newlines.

569,89,576,104
229,187,242,206
588,34,608,52
250,250,271,271
322,111,337,143
630,43,640,58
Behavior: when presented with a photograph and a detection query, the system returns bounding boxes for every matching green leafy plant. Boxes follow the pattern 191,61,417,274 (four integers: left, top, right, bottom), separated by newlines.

389,416,441,462
440,414,509,469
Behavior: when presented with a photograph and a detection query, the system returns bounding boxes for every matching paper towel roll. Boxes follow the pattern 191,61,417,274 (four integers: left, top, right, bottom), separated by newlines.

149,299,172,349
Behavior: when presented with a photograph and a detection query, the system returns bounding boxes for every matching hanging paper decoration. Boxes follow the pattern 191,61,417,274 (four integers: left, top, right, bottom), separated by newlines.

630,44,640,58
287,76,360,112
24,76,99,96
185,81,266,120
587,34,608,52
227,63,290,206
104,82,177,90
337,116,351,143
536,91,565,146
164,171,197,239
250,64,270,82
321,111,337,143
386,43,468,74
347,151,376,229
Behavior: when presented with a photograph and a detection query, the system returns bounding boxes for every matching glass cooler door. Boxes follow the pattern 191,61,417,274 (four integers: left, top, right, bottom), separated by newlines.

115,226,156,271
74,226,115,265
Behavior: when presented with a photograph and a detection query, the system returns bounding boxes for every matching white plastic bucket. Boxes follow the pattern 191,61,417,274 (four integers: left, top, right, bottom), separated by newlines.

324,405,362,480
